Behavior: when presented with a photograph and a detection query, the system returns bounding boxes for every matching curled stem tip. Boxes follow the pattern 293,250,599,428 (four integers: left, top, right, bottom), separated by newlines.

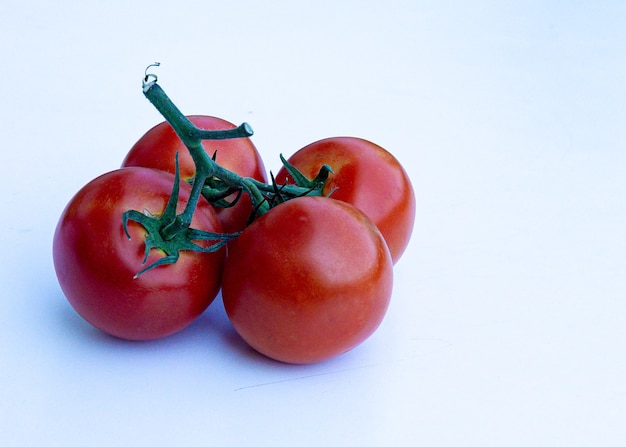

143,62,161,91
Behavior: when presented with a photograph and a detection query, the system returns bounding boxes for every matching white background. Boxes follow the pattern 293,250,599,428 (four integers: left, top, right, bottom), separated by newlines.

1,1,625,445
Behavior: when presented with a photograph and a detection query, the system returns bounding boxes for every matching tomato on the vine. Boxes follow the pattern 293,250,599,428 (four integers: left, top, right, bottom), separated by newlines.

53,167,226,341
275,137,415,263
221,196,393,364
122,115,267,234
53,70,413,366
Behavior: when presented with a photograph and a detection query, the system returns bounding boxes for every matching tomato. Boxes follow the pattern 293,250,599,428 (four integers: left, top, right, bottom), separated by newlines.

274,137,415,264
121,115,267,234
52,167,226,341
221,196,393,364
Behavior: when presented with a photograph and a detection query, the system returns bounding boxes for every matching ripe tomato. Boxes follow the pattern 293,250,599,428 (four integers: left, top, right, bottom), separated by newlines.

121,115,267,234
221,196,393,364
274,137,415,264
52,167,226,341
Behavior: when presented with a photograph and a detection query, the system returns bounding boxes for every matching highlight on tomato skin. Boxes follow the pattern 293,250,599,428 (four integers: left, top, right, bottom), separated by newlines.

221,196,394,364
274,136,416,264
121,115,268,234
52,167,226,341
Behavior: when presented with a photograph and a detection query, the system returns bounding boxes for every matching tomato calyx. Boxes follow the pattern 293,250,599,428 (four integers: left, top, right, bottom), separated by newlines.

277,154,334,197
123,155,237,277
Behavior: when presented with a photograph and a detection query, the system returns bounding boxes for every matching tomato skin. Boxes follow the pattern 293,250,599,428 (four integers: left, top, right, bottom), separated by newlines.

221,196,393,364
274,137,415,264
121,115,267,234
52,167,225,341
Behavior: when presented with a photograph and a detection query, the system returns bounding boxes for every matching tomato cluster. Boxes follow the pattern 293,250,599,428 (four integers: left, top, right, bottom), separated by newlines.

53,107,415,364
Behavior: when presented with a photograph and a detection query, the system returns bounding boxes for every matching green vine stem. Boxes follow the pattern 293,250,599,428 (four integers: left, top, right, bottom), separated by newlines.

124,64,334,276
141,68,336,213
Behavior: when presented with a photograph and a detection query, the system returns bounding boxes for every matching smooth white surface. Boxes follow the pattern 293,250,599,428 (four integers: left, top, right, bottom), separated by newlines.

1,1,625,445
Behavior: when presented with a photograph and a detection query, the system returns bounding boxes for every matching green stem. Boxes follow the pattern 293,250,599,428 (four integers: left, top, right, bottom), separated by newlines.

123,68,333,276
142,74,329,221
143,80,251,176
182,174,208,225
144,80,284,213
242,178,271,214
143,80,256,224
143,82,245,180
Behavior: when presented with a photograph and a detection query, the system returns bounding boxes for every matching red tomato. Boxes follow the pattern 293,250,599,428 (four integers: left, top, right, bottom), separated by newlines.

274,137,415,263
53,167,226,341
221,196,393,364
121,115,267,234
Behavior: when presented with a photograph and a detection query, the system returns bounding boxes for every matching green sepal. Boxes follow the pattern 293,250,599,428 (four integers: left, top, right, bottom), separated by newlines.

122,153,237,278
278,154,333,195
200,183,243,209
122,209,237,278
